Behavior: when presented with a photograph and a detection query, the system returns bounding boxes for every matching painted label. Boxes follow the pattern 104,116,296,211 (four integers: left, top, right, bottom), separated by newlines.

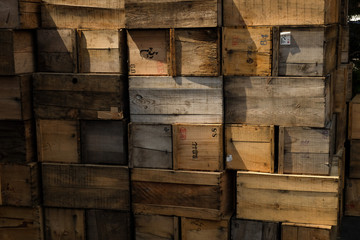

280,32,291,45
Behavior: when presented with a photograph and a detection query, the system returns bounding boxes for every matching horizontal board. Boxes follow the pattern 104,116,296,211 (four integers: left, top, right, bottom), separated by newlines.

231,219,279,240
0,0,40,29
135,214,179,240
181,217,230,240
349,94,360,140
282,223,337,240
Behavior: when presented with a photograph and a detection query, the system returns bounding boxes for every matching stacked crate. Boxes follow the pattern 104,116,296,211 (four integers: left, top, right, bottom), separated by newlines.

223,0,344,239
0,1,43,239
33,1,131,239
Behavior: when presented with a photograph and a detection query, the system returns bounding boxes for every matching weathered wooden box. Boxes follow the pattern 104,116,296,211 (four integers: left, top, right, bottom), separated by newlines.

0,30,35,75
41,0,125,29
222,26,272,76
231,219,279,240
225,76,332,127
334,64,353,113
33,73,127,120
125,0,221,28
127,29,220,76
281,223,337,240
0,75,32,120
135,214,179,240
223,0,339,26
42,163,130,210
0,163,39,207
278,119,335,176
78,29,126,74
129,76,223,124
0,0,40,29
131,168,234,220
129,123,173,169
349,94,360,140
237,171,340,225
181,216,230,240
350,140,360,178
225,124,274,173
0,206,43,240
37,29,77,73
173,124,223,171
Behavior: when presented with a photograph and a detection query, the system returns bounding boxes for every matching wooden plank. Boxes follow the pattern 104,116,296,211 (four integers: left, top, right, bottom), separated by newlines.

33,73,126,120
129,76,223,124
181,216,230,240
81,120,127,165
231,219,279,240
0,162,39,207
129,123,172,169
334,64,352,112
125,0,221,29
237,171,340,225
0,75,32,120
348,94,360,140
225,124,274,173
173,124,223,171
135,214,179,240
339,25,349,64
0,120,34,163
282,223,337,240
0,0,40,29
42,163,130,210
36,119,80,163
45,208,85,240
37,28,77,73
223,27,272,76
350,140,360,178
223,0,339,26
78,29,126,74
335,105,347,151
0,206,43,240
225,76,331,127
345,178,360,216
86,210,131,240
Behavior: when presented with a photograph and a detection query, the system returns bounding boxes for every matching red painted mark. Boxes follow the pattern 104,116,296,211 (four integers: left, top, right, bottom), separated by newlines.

232,36,240,46
180,127,187,140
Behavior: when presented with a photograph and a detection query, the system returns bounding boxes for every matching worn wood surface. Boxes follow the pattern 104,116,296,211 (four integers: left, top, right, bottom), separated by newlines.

223,27,272,76
226,124,274,173
0,75,32,120
33,73,126,120
37,28,77,72
336,104,347,152
349,94,360,139
173,124,223,171
181,217,230,240
42,163,130,210
237,171,340,225
135,214,179,240
231,219,279,240
129,123,173,169
130,76,223,124
225,76,331,127
334,64,352,112
339,25,349,64
0,0,40,29
282,223,337,240
345,178,360,216
350,140,360,178
81,120,127,165
125,0,221,28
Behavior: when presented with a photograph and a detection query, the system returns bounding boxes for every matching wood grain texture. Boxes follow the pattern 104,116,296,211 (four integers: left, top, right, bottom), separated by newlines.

339,25,349,64
0,0,40,29
42,163,130,210
181,217,230,240
130,76,223,124
231,219,279,240
237,171,340,225
225,76,331,127
129,123,173,169
350,140,360,178
282,223,337,240
349,94,360,140
135,214,179,240
125,0,221,28
345,178,360,216
334,64,352,112
335,105,347,152
33,73,127,120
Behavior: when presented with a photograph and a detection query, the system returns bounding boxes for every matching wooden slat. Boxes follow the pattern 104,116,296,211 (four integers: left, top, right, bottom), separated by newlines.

349,94,360,140
0,0,40,29
231,219,279,240
282,223,337,240
181,217,230,240
345,178,360,216
135,214,179,240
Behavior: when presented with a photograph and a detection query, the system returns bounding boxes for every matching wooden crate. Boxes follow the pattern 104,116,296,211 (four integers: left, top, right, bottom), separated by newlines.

173,124,223,171
0,206,43,240
225,124,274,173
225,76,332,127
37,29,77,73
125,0,221,29
274,25,338,77
0,0,40,29
348,94,360,140
131,168,234,220
0,75,32,120
237,171,340,225
41,0,125,29
335,106,347,152
181,216,230,240
0,163,39,207
334,64,353,113
345,178,360,216
135,214,179,240
350,140,360,178
222,27,272,76
42,163,130,210
33,73,126,120
0,120,34,163
278,119,336,176
36,119,80,163
282,223,337,240
0,30,34,75
127,29,220,76
339,25,349,64
223,0,339,26
129,76,223,124
129,123,173,169
81,120,127,165
78,29,126,74
231,219,279,240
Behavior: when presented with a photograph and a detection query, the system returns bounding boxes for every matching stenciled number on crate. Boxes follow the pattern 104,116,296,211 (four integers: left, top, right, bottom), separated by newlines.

140,48,158,59
247,50,254,64
211,128,217,137
192,142,198,159
130,64,136,74
260,34,269,45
